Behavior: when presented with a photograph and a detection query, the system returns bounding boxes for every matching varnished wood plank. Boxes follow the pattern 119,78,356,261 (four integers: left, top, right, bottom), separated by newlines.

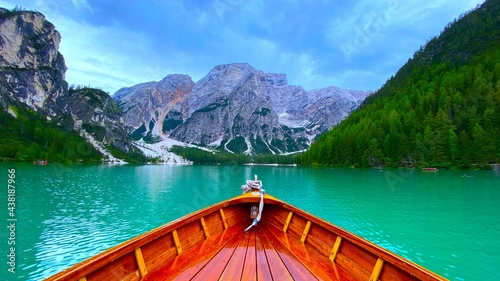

224,205,249,228
144,247,177,275
330,236,343,261
301,220,312,243
379,262,420,281
218,233,250,280
190,228,245,280
179,230,205,252
258,228,294,280
308,223,339,256
207,221,224,237
335,253,371,281
172,230,182,255
177,220,204,248
263,205,291,230
307,234,333,258
263,222,353,281
86,252,139,281
141,232,176,273
204,210,224,236
143,223,245,281
369,258,384,281
219,208,229,229
288,213,308,240
289,213,308,239
241,230,257,281
261,228,318,280
288,223,305,240
283,211,293,232
255,227,273,280
200,217,210,238
204,210,222,225
338,239,378,278
134,248,148,278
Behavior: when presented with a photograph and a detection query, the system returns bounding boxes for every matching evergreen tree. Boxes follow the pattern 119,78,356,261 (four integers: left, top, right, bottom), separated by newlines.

298,0,499,169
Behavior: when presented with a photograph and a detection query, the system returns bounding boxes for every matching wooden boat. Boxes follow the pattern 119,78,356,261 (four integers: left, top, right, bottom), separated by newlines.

422,167,438,172
45,180,447,281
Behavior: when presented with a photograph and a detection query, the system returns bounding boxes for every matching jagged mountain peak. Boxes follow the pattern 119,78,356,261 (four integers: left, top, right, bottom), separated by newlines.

115,62,372,154
0,8,134,162
0,7,68,121
68,87,129,152
114,74,193,101
210,62,254,72
202,63,289,88
113,74,194,139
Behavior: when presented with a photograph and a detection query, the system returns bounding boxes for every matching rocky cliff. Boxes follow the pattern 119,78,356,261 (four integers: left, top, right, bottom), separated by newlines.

169,63,311,154
306,86,371,132
0,8,133,158
68,87,130,152
0,8,69,122
115,63,372,154
114,74,194,141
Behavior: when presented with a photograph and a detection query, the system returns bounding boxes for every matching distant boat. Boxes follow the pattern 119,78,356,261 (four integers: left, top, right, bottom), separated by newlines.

45,177,447,281
422,167,439,171
33,160,48,165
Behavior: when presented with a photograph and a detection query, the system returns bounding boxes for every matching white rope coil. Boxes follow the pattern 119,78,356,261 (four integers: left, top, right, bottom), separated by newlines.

241,179,263,193
242,175,265,232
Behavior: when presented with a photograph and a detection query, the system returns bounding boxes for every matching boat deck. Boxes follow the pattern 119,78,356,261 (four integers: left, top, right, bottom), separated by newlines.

45,195,447,281
144,222,352,281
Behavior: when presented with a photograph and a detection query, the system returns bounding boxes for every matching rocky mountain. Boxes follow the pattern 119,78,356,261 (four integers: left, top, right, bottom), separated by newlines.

115,63,371,154
68,87,130,153
0,7,69,123
305,86,371,132
0,8,135,161
0,7,372,160
114,74,194,141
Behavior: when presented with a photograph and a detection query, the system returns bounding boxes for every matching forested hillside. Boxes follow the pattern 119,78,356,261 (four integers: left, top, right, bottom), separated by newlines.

0,107,102,163
298,0,499,169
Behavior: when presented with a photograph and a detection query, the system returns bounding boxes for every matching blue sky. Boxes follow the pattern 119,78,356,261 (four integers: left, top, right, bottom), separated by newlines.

4,0,484,94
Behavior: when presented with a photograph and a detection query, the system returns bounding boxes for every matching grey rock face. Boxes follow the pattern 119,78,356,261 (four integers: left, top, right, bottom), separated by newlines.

170,63,311,153
0,8,132,154
114,74,194,140
0,8,69,122
116,63,372,154
307,86,372,132
68,88,130,152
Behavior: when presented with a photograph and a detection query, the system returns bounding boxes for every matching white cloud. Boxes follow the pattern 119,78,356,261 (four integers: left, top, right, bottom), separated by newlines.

1,0,487,94
42,12,172,92
71,0,92,11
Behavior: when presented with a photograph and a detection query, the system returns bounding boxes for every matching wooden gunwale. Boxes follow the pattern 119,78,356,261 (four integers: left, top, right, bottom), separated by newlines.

278,200,445,281
45,198,236,281
45,193,447,281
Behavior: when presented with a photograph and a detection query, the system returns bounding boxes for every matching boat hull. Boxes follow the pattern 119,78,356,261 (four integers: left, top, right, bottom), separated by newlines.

45,193,447,281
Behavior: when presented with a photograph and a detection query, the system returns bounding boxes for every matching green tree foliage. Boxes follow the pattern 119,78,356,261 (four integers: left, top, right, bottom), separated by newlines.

0,107,102,163
1,85,148,163
170,146,296,165
298,0,499,169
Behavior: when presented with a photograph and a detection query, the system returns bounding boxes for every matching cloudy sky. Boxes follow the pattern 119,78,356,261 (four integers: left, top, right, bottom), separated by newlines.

3,0,484,94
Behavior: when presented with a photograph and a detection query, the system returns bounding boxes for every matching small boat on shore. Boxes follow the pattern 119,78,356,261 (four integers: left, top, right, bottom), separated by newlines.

422,167,438,172
45,177,447,281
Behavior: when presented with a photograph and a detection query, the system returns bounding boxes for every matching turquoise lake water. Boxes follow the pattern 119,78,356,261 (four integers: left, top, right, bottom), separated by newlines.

0,163,499,280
